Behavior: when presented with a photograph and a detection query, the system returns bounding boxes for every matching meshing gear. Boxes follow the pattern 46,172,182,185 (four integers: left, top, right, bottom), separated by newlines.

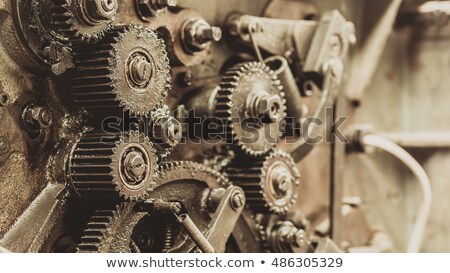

215,62,286,157
226,149,300,215
68,131,157,201
50,0,118,43
68,25,171,116
77,161,228,253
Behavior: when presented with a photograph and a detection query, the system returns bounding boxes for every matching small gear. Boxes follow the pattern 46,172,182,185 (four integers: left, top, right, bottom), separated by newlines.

150,106,182,159
215,62,286,157
226,149,300,214
77,162,227,253
67,131,157,201
68,25,171,116
50,0,118,43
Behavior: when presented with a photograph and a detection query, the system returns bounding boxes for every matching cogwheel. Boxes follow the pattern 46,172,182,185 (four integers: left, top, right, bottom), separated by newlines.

68,25,171,116
77,162,229,253
215,62,286,157
150,106,182,159
226,149,300,215
67,131,157,201
77,203,168,253
50,0,117,43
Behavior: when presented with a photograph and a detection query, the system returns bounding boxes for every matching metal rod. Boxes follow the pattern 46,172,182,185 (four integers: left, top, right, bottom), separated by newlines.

176,213,215,253
379,132,450,148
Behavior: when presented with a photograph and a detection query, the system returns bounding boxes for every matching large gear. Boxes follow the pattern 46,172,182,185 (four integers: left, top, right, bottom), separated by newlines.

68,25,171,116
67,131,157,201
226,149,300,214
215,62,286,157
49,0,118,43
77,161,227,253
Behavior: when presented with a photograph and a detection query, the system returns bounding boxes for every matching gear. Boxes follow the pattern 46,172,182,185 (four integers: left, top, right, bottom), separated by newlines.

67,131,157,201
215,62,286,157
77,161,227,253
226,149,300,214
150,106,182,159
50,0,118,43
68,25,171,116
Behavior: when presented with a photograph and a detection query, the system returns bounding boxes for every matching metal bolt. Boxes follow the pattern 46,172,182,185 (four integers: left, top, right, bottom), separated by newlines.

182,18,222,53
153,117,182,148
273,171,291,194
84,0,117,22
342,22,356,45
123,149,147,184
180,70,193,87
171,202,182,215
137,0,176,19
292,229,306,248
128,55,153,87
23,105,53,131
195,27,222,44
0,137,10,156
155,0,177,9
230,192,245,210
329,34,342,58
249,92,282,122
277,221,306,248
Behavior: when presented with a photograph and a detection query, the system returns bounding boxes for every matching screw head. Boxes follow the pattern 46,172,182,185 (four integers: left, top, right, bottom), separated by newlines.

273,171,291,194
251,93,282,122
23,105,52,131
230,192,245,210
155,0,177,8
182,18,222,53
123,149,147,184
128,54,153,87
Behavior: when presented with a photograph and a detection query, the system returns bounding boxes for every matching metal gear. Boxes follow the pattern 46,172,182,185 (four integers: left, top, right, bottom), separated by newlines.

150,106,183,159
68,25,171,116
215,62,286,157
259,218,307,253
226,149,300,214
67,131,157,201
77,161,227,253
49,0,118,43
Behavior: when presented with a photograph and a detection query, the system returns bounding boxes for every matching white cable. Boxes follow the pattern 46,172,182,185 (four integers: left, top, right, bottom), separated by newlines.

361,134,432,253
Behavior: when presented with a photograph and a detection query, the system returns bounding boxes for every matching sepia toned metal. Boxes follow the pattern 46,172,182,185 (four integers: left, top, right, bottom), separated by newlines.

0,0,448,254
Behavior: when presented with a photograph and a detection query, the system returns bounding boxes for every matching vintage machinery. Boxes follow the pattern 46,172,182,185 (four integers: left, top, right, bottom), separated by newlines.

1,0,443,253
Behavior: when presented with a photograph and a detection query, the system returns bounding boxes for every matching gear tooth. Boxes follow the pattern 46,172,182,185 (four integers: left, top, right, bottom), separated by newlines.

68,25,170,117
50,0,114,42
68,131,158,201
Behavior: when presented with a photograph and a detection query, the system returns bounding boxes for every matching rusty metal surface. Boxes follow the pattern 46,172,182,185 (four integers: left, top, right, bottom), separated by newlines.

0,0,448,254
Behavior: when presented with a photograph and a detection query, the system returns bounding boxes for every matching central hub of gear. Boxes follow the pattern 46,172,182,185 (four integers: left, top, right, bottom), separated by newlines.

271,168,292,196
127,52,154,90
247,91,283,123
122,149,148,185
83,0,118,23
268,163,294,199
